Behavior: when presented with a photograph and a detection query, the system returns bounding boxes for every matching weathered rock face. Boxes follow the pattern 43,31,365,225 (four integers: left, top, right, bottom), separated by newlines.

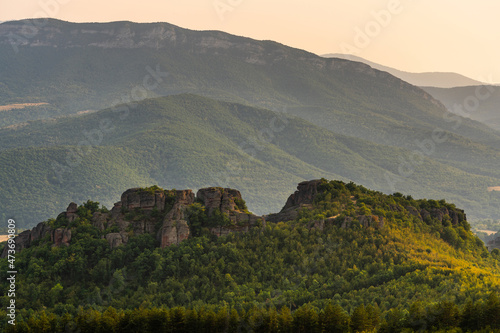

158,220,190,248
196,187,265,236
197,187,240,215
266,180,322,222
51,228,72,247
156,190,196,248
1,221,52,258
105,233,129,249
66,202,78,223
284,180,322,209
92,212,108,231
30,221,52,243
120,188,167,211
1,186,262,254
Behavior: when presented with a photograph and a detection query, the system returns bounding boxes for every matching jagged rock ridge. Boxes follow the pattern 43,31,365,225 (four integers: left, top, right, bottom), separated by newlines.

1,185,265,257
1,180,472,258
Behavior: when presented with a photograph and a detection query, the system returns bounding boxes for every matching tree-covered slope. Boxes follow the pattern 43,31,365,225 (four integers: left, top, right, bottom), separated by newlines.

423,85,500,131
3,94,500,227
1,19,500,154
1,179,499,332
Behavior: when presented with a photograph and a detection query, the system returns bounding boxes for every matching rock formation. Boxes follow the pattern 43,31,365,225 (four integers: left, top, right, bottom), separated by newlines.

51,228,72,247
266,180,322,222
3,180,467,257
1,202,77,258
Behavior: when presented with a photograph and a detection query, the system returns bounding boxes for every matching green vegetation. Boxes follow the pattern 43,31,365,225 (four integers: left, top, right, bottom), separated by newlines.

424,85,500,131
2,20,500,227
1,179,499,332
3,94,500,229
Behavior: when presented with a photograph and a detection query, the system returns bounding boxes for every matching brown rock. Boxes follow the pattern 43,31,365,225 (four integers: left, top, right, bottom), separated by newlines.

176,220,190,244
283,180,322,209
197,187,247,215
430,207,449,222
30,221,51,243
51,228,71,246
106,233,126,249
165,203,187,221
0,230,31,258
120,188,173,211
111,201,123,218
66,202,78,222
359,215,372,228
197,187,224,215
449,210,459,225
265,180,322,222
174,190,195,206
420,209,431,221
121,188,142,209
92,212,107,231
158,219,190,248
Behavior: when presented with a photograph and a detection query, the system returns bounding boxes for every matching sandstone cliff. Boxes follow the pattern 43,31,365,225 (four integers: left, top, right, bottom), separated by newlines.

1,186,264,257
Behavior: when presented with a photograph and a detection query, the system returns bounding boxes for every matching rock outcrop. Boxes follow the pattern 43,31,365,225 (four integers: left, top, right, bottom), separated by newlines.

197,187,263,226
120,188,169,211
1,220,52,258
102,186,262,249
266,180,322,222
159,220,190,247
66,202,78,222
156,190,195,248
0,181,472,257
51,228,72,247
106,233,128,249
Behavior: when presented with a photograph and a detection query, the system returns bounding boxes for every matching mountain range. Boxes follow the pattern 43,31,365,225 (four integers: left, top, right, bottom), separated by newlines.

423,86,500,131
322,53,486,88
2,19,500,227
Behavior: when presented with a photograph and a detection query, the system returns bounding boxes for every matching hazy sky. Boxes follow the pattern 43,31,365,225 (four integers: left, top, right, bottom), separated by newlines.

1,0,499,82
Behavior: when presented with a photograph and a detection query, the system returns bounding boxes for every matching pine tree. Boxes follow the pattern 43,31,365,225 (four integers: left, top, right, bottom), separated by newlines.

319,303,350,333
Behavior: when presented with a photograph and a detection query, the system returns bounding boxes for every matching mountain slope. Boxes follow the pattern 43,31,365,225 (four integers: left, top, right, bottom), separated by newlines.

423,85,500,131
322,53,485,88
2,94,500,228
2,19,500,151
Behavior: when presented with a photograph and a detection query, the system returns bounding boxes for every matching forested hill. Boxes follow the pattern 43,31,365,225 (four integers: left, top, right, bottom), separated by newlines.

1,179,500,332
3,94,500,229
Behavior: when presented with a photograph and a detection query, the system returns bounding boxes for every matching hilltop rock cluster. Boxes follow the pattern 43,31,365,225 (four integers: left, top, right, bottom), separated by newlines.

1,186,265,257
266,180,322,222
0,179,472,258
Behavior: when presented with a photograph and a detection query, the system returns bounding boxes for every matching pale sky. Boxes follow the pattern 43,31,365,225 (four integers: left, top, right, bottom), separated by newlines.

1,0,499,82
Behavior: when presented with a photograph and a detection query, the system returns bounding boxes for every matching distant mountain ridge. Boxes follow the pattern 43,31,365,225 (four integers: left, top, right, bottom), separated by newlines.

2,20,500,226
322,53,486,88
2,94,500,228
423,85,500,131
